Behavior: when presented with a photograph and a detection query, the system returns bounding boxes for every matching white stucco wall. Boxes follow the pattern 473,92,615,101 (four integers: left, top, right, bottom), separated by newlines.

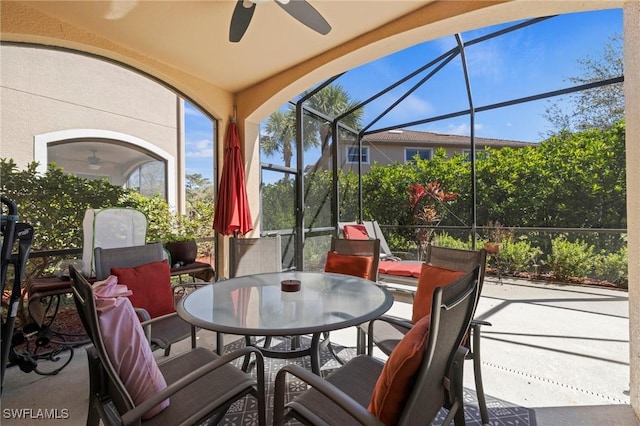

624,0,640,416
0,44,179,174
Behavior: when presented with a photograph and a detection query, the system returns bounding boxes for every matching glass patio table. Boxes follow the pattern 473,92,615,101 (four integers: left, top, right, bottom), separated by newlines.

176,271,393,374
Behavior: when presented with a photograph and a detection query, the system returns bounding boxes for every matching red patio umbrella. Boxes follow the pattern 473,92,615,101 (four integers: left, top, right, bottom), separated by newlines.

213,121,253,236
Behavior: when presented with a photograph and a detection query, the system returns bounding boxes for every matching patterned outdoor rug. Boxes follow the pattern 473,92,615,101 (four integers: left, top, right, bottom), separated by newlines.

216,337,536,426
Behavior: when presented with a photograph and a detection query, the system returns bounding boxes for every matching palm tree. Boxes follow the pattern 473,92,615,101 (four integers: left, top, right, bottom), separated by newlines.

260,110,298,170
260,83,364,176
305,83,364,171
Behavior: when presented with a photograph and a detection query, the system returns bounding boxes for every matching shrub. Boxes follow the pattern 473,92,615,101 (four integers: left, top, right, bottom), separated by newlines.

120,191,215,257
385,232,414,256
493,238,542,274
1,159,128,277
432,232,473,250
594,246,628,287
546,236,594,280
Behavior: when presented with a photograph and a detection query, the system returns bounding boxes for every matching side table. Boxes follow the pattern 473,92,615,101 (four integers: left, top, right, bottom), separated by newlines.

170,261,215,283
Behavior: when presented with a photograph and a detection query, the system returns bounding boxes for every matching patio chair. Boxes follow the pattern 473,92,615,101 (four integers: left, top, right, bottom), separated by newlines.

324,237,381,357
69,265,266,426
94,242,196,356
229,235,282,277
339,220,402,261
340,220,425,291
273,267,480,426
365,244,490,424
228,235,282,366
327,237,381,281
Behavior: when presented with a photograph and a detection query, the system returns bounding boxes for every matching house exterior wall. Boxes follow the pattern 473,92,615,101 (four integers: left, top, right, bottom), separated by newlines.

0,44,182,207
339,138,524,174
340,142,441,174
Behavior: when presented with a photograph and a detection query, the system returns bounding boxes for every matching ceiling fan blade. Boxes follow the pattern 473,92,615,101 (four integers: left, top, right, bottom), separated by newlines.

276,0,331,35
229,1,256,42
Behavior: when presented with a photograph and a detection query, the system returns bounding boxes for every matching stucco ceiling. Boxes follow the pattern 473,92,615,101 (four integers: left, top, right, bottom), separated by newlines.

20,0,436,93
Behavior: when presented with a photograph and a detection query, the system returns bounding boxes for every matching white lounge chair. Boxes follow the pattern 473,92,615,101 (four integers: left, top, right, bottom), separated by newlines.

339,220,423,292
338,220,402,261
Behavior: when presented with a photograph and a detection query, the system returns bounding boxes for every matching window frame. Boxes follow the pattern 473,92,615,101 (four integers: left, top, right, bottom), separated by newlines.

345,145,370,164
404,147,433,163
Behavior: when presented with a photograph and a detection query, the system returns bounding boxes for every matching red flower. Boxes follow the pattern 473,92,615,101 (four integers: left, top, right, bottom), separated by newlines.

407,180,458,259
407,183,427,209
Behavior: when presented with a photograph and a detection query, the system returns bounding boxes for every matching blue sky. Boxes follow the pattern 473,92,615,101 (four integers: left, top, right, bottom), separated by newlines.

184,8,622,181
184,102,215,182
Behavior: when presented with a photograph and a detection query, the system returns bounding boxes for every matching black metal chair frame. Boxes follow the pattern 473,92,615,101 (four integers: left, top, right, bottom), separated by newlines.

70,265,266,426
273,267,480,426
94,242,197,356
366,244,490,424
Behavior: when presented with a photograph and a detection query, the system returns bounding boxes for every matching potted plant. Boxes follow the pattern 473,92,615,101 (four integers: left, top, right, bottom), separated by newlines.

484,241,501,255
483,221,510,256
161,214,199,266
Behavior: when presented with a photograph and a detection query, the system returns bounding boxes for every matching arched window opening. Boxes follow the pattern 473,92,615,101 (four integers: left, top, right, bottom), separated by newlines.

45,137,169,200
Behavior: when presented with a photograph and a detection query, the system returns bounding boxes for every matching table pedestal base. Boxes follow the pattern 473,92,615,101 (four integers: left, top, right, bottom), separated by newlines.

219,333,325,375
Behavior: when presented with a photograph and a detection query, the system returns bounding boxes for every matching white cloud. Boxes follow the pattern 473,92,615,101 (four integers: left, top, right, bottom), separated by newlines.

186,138,213,158
447,123,471,135
466,42,504,81
428,28,506,82
372,93,434,125
425,122,484,136
434,36,457,54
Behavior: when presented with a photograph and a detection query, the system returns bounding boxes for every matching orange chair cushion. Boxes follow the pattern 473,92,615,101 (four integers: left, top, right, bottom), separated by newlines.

111,260,175,318
412,264,465,323
378,260,423,278
368,313,431,424
324,251,374,280
343,224,369,240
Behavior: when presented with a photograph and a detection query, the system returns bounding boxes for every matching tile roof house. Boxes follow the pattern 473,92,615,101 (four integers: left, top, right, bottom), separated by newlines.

340,129,537,173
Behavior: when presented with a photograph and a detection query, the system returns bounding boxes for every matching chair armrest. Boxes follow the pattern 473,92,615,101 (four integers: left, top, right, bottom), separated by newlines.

467,319,491,357
273,363,384,426
366,315,413,356
139,311,184,344
135,307,151,322
376,282,417,299
368,315,413,333
471,319,491,327
121,346,265,426
139,311,181,326
135,308,152,343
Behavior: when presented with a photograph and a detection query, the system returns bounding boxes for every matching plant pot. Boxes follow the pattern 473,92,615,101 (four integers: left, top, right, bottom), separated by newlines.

484,242,501,255
164,241,197,266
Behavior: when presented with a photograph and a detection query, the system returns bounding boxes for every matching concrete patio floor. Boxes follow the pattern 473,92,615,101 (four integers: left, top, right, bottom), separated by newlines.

1,276,638,425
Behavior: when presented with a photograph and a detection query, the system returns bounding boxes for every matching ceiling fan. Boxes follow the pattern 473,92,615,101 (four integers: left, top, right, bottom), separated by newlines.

87,149,102,170
229,0,331,43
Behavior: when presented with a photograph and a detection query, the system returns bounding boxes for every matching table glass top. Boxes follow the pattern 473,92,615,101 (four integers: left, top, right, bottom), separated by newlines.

177,271,393,335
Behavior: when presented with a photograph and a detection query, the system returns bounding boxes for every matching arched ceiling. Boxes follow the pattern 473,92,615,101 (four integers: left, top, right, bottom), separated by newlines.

1,0,621,122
